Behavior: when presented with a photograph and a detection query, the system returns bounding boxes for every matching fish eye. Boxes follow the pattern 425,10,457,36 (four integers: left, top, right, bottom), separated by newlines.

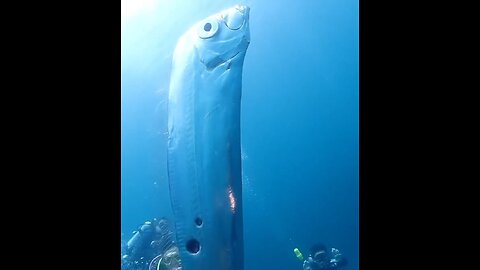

204,23,212,31
198,19,218,39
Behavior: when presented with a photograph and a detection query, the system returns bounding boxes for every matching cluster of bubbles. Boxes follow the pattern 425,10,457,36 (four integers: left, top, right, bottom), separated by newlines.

148,246,182,270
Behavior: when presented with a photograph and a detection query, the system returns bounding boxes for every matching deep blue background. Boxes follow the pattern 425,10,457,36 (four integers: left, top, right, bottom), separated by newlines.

121,0,358,269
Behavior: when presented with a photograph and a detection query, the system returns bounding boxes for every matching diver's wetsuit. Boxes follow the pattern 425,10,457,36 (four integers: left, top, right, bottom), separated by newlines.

121,218,176,270
302,247,347,270
303,259,339,270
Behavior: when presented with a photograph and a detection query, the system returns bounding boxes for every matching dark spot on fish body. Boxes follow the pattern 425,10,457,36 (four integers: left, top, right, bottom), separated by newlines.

195,217,203,227
186,238,201,254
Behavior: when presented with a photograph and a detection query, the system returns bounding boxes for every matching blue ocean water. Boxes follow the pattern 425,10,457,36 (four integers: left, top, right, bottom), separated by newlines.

121,0,358,269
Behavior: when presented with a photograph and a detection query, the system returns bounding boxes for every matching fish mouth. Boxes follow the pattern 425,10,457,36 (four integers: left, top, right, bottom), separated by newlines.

222,5,250,30
235,4,249,13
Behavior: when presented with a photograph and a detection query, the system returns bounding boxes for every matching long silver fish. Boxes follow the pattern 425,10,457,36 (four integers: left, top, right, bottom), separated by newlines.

167,5,250,270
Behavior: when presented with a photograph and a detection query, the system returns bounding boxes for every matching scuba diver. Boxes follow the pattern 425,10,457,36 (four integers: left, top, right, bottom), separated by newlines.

121,217,181,270
294,243,347,270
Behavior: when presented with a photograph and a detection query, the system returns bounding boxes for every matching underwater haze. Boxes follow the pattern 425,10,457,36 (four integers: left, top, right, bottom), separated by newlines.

121,0,358,269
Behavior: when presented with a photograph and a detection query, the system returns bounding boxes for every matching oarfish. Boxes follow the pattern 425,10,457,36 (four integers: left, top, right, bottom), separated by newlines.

167,5,250,270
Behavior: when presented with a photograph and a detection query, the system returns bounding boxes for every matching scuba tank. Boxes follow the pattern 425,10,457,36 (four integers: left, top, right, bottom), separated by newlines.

293,247,304,261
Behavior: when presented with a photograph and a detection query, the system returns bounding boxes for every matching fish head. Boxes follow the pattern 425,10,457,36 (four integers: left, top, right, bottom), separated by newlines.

192,5,250,70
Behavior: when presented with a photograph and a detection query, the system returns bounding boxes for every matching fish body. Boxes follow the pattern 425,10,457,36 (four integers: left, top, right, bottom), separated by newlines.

167,5,250,270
